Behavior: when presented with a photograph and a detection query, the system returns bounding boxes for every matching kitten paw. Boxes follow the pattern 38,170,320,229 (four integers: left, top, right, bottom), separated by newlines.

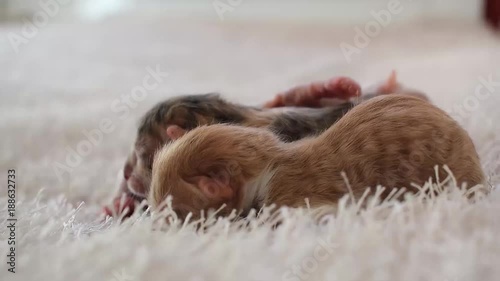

102,195,136,218
264,76,361,108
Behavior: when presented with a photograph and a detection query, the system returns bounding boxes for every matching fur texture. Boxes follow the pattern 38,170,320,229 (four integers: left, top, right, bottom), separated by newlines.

150,96,485,218
118,73,424,209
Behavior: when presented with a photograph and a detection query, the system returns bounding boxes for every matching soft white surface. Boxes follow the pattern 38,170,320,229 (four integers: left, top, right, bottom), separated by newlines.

1,17,500,281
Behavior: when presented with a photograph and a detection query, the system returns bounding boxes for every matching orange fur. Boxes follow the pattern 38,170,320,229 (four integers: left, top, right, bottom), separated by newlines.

149,95,485,219
118,74,428,205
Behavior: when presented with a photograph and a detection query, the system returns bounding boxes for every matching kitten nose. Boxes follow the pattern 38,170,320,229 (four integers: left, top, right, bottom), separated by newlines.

123,163,133,180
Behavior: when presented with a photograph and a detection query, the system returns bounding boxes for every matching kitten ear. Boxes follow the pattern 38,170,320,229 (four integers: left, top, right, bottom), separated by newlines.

379,70,399,94
195,169,234,201
166,125,187,140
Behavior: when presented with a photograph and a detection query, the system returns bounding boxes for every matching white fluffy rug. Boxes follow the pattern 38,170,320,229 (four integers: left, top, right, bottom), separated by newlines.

1,17,500,281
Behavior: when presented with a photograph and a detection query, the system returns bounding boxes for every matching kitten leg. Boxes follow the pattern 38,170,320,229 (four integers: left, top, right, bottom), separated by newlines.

377,70,399,95
103,195,136,218
264,76,361,108
364,70,428,101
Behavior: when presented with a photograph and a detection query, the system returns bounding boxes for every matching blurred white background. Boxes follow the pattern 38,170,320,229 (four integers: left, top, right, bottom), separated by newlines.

0,0,483,23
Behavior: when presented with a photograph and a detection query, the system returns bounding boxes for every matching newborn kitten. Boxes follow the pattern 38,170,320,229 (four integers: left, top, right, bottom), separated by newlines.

149,95,484,219
113,77,360,204
106,73,426,216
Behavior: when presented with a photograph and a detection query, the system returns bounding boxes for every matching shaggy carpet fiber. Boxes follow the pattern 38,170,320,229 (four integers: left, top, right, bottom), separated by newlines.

1,16,500,281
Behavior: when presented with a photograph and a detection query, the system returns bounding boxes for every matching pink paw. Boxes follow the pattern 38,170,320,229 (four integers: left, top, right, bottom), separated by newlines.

264,76,361,108
321,76,362,100
102,195,136,218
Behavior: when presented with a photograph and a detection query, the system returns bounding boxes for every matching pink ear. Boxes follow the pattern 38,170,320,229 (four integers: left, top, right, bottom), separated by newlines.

380,70,399,94
196,172,234,200
166,125,186,140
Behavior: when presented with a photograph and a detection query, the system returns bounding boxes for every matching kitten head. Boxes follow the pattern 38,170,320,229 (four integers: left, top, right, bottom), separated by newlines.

118,94,247,201
149,124,278,220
